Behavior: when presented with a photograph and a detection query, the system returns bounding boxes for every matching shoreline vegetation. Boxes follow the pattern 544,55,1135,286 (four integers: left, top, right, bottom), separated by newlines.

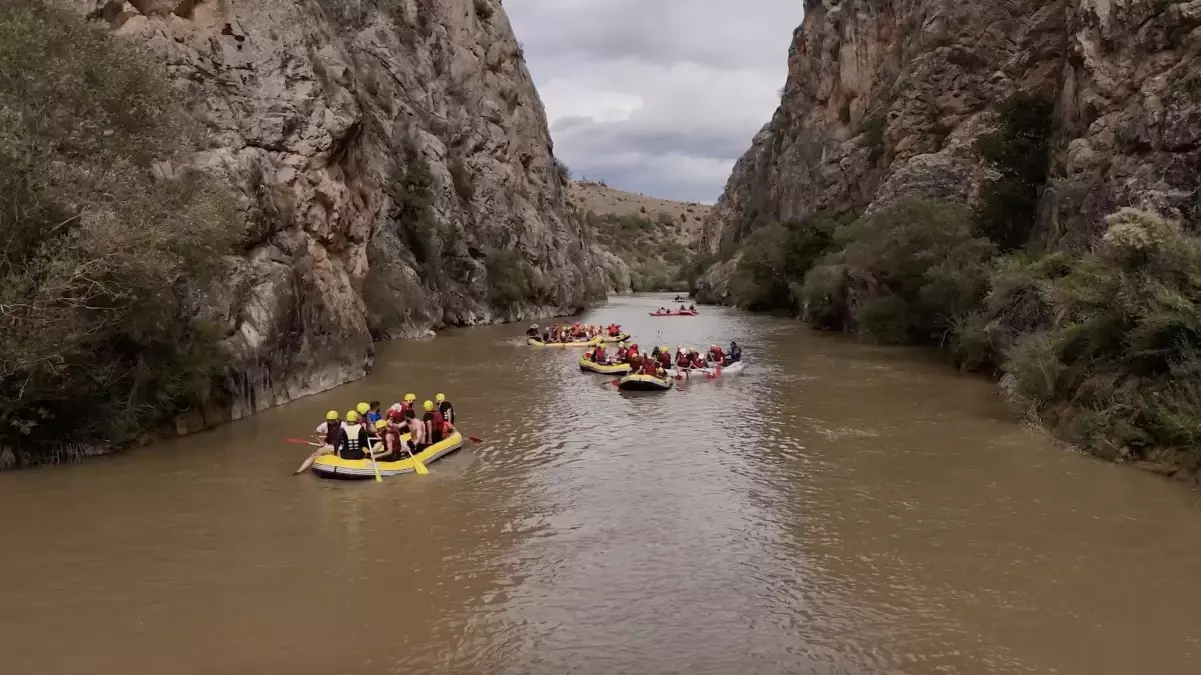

692,92,1201,484
0,2,239,470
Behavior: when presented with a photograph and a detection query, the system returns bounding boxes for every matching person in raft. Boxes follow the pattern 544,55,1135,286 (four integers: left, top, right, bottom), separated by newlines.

614,341,629,362
726,341,742,365
436,393,455,425
366,401,383,425
419,400,444,451
336,410,372,460
369,419,405,462
640,353,663,377
591,343,608,363
657,345,672,370
708,344,725,365
526,323,540,338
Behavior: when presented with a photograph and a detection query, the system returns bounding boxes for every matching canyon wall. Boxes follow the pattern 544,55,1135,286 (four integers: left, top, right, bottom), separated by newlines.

78,0,620,429
699,0,1201,300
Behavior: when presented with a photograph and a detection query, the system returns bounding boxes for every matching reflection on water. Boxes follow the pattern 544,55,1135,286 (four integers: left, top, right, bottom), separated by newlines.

0,294,1198,675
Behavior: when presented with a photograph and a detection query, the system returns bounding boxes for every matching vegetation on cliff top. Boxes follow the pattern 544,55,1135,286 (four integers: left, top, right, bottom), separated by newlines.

0,1,238,467
718,91,1200,476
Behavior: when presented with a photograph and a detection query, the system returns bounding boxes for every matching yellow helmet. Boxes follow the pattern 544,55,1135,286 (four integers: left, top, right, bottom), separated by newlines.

435,393,445,402
423,400,434,412
356,402,370,414
325,410,339,421
345,410,359,423
375,419,388,430
404,393,416,403
619,341,626,347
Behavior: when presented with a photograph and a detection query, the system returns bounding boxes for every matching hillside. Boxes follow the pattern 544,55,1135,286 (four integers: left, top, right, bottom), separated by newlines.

569,181,708,292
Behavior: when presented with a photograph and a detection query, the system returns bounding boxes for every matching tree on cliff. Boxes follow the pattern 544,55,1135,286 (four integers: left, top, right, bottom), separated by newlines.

0,1,237,467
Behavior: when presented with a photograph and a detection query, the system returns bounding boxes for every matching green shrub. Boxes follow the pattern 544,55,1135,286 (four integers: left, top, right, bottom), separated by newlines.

731,213,840,311
996,208,1201,465
801,199,995,343
855,295,915,344
973,91,1054,251
485,249,535,308
953,251,1073,371
0,1,238,463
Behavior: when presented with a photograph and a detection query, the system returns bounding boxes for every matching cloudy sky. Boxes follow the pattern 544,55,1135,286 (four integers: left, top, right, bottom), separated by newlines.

504,0,805,204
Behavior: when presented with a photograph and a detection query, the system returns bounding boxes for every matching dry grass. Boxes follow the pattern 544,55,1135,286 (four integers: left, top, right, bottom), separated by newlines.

568,181,709,247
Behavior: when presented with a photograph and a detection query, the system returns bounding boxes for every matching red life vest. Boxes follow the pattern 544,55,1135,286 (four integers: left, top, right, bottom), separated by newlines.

641,359,659,375
594,347,606,361
658,352,671,367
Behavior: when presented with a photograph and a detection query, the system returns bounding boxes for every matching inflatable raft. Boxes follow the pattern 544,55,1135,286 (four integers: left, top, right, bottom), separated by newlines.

649,310,697,317
311,431,463,479
528,335,602,347
617,372,675,391
679,361,746,378
579,355,631,374
599,332,630,343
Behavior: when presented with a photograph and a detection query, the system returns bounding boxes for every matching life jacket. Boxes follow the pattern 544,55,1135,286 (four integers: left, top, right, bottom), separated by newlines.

641,359,659,376
627,347,639,360
616,347,627,361
423,411,445,442
380,427,401,457
594,347,606,362
339,423,367,460
658,351,672,367
676,353,689,367
690,355,705,369
438,401,454,424
713,347,724,361
324,422,342,447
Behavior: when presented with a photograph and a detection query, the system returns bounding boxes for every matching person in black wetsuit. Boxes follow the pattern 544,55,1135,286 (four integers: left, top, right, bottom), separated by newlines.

725,341,742,365
436,393,455,425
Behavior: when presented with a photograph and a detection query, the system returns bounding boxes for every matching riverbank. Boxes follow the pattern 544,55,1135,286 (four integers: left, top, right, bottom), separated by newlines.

694,200,1201,487
0,304,590,472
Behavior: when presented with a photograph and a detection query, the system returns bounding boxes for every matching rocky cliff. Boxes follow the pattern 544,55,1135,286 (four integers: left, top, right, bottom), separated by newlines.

699,0,1201,299
79,0,607,427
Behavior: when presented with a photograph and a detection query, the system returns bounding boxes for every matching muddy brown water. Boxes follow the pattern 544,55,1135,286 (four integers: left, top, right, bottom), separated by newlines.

2,294,1199,675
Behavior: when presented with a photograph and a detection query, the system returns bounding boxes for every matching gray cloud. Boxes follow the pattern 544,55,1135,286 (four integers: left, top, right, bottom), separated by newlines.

505,0,804,203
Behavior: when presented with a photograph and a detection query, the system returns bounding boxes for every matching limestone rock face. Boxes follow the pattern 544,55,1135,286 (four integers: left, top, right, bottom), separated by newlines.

79,0,603,425
702,0,1201,260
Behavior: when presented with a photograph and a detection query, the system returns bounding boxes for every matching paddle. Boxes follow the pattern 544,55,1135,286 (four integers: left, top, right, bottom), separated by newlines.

402,438,430,475
365,437,383,482
286,437,321,447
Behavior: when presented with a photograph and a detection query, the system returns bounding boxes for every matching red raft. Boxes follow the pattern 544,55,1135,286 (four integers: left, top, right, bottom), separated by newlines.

649,310,698,316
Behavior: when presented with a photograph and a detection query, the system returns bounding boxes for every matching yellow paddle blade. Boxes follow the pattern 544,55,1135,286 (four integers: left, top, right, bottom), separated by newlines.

413,459,430,475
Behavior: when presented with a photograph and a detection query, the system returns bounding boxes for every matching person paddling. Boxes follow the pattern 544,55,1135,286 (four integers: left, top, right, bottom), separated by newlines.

295,410,343,474
370,419,403,462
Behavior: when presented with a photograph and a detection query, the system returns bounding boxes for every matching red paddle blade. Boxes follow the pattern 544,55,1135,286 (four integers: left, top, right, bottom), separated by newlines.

467,435,484,443
285,437,314,445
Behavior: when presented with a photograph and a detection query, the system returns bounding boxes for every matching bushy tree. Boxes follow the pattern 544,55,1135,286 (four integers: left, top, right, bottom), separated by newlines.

0,1,237,464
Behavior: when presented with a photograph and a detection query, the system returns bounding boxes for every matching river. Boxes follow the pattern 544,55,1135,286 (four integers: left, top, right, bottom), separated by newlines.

1,294,1198,675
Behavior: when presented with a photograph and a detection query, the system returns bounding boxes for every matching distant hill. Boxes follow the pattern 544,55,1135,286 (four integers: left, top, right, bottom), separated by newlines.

569,181,710,292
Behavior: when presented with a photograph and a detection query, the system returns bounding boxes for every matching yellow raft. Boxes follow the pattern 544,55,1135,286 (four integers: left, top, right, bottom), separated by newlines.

578,354,631,374
527,335,602,348
599,332,630,343
311,431,463,479
616,372,675,391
